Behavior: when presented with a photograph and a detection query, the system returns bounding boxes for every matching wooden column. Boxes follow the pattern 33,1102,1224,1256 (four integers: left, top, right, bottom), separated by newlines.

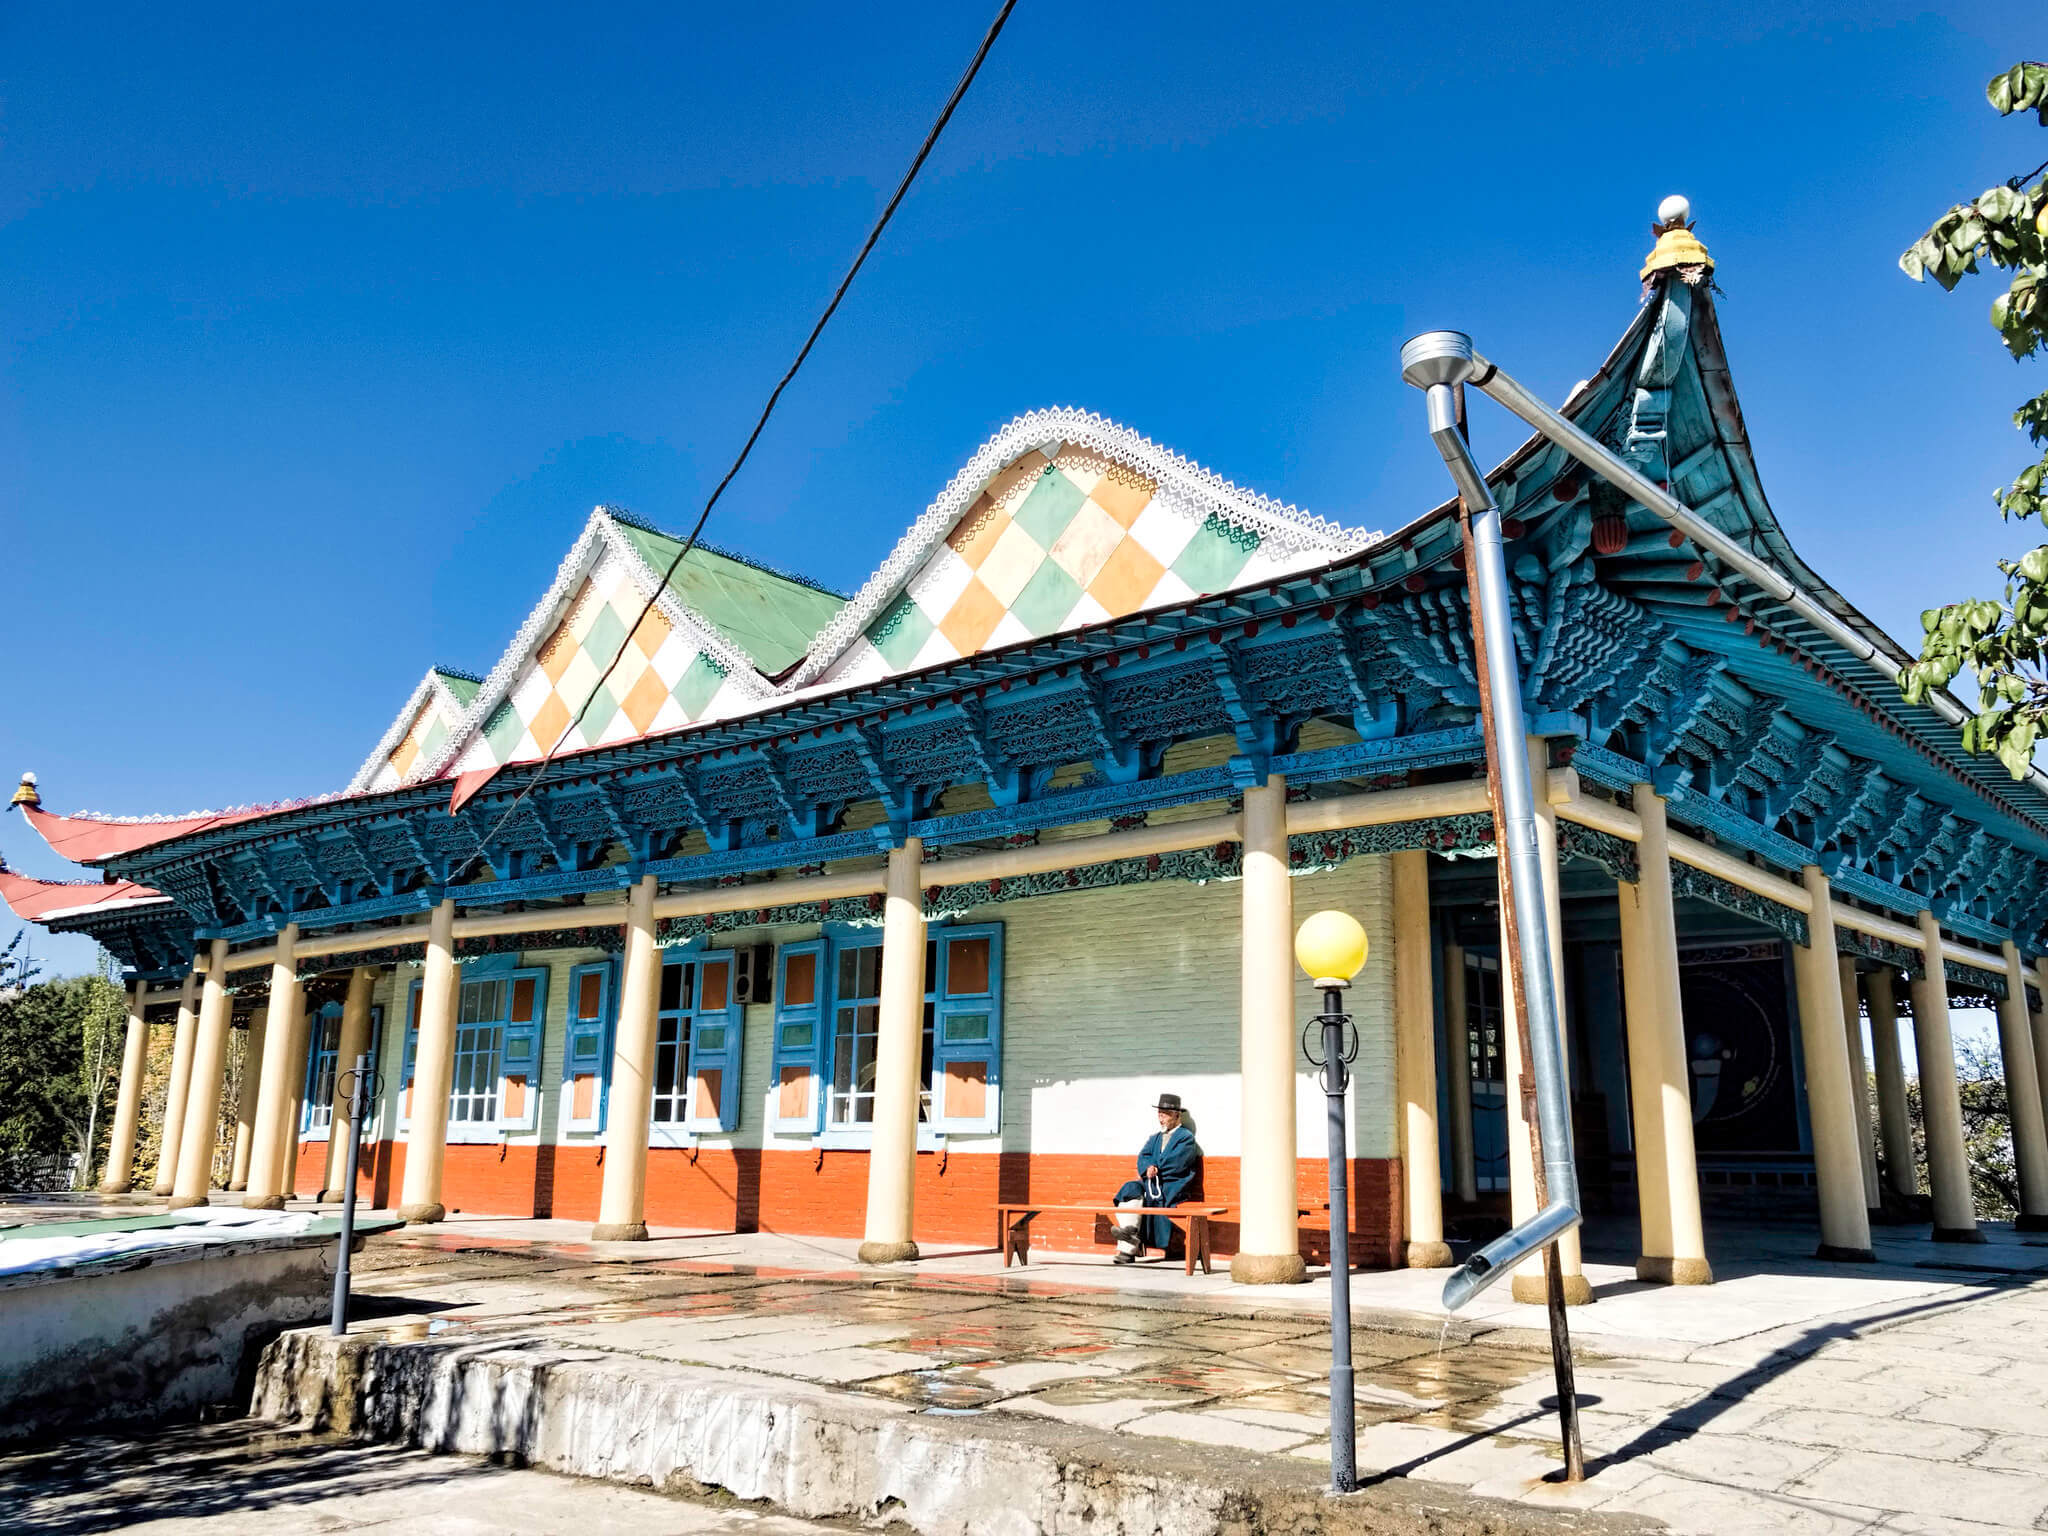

100,979,152,1194
1838,955,1882,1218
2034,957,2048,1195
169,939,233,1208
398,899,460,1224
594,876,660,1241
319,968,380,1202
859,839,929,1264
1617,785,1710,1284
1792,870,1873,1261
1443,941,1478,1205
244,925,302,1209
227,1009,268,1192
1393,849,1449,1267
153,966,202,1196
1997,941,2048,1230
1231,777,1307,1284
1909,911,1979,1242
1506,738,1587,1305
1865,968,1917,1201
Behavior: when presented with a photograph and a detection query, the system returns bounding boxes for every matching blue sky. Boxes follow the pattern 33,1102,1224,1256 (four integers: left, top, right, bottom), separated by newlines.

2,1,2043,999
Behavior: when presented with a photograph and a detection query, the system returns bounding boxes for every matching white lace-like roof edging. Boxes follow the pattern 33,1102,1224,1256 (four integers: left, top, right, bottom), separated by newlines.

405,509,776,788
67,787,359,826
787,407,1380,688
344,668,473,797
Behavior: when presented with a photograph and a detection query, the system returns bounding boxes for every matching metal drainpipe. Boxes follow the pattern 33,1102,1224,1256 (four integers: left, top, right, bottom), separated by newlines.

1401,333,1582,1311
1463,348,2048,808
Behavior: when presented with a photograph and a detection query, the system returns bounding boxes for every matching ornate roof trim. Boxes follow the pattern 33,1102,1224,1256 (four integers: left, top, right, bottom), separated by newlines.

344,667,480,796
786,407,1379,688
406,509,778,787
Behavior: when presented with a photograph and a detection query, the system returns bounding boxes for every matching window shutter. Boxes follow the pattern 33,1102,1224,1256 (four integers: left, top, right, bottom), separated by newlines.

498,966,547,1131
562,960,614,1132
686,951,744,1132
931,923,1002,1134
399,978,422,1130
769,939,825,1132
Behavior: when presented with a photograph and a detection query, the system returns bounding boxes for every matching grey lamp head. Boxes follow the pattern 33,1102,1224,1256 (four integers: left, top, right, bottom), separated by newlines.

1399,331,1476,390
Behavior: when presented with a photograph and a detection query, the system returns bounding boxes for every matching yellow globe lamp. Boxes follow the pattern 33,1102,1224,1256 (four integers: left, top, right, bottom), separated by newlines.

1294,909,1368,989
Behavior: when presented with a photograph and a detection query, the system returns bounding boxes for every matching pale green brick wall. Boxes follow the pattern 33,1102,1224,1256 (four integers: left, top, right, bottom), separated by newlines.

360,848,1402,1167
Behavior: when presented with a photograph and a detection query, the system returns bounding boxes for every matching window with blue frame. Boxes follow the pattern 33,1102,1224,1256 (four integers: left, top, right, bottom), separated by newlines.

400,964,546,1131
302,1004,386,1135
781,922,1003,1137
652,949,743,1132
304,1004,343,1132
562,960,615,1132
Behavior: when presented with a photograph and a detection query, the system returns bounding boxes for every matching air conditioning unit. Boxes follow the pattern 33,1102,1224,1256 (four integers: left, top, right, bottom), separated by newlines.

732,942,775,1008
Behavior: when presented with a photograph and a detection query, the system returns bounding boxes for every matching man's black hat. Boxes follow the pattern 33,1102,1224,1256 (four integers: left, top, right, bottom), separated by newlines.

1154,1093,1183,1113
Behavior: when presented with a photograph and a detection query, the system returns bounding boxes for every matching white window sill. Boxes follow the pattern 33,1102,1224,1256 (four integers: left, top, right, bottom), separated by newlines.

811,1128,952,1153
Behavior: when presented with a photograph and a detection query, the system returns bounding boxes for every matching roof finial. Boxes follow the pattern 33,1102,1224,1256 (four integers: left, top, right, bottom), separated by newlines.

1641,195,1714,284
9,772,38,811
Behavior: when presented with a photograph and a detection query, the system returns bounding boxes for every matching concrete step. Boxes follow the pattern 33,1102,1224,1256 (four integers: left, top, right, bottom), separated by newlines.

253,1328,1644,1536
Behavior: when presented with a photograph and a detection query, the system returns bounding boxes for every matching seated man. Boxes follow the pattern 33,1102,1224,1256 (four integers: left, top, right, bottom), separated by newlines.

1110,1093,1202,1265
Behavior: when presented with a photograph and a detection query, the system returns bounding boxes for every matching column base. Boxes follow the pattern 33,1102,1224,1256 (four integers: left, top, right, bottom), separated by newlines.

1815,1243,1876,1263
316,1189,349,1205
2014,1212,2048,1233
1404,1241,1454,1270
98,1180,134,1196
398,1202,446,1224
228,1181,248,1193
1635,1255,1714,1286
1511,1272,1593,1305
1230,1252,1309,1285
1932,1225,1987,1244
243,1195,287,1211
165,1194,210,1210
857,1239,920,1265
591,1221,650,1242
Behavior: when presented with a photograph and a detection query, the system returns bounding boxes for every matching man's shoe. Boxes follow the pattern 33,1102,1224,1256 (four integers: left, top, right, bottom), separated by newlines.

1113,1253,1135,1265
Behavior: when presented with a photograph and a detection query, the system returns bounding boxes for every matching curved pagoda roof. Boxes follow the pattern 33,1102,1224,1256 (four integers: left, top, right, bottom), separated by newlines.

16,218,2048,960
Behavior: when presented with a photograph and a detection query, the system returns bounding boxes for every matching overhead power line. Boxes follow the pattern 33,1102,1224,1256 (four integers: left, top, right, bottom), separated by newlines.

456,0,1021,879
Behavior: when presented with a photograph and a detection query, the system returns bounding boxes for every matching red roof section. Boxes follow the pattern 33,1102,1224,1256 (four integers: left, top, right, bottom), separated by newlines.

20,802,264,863
0,867,165,923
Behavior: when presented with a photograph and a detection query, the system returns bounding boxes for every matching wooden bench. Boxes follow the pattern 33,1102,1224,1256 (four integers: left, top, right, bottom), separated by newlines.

995,1203,1231,1276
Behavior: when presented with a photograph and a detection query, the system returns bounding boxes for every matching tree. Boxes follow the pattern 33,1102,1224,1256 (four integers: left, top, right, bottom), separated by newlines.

64,955,128,1189
1898,63,2048,777
0,969,124,1191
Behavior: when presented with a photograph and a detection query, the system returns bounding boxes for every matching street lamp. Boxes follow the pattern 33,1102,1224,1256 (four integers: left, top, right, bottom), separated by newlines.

1295,908,1367,1494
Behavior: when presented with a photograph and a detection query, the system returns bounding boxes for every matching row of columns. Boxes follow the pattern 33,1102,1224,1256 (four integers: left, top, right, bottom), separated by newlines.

91,758,2048,1278
101,942,378,1208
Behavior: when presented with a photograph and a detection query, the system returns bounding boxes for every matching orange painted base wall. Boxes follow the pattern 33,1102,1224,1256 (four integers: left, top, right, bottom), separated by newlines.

321,1140,1404,1267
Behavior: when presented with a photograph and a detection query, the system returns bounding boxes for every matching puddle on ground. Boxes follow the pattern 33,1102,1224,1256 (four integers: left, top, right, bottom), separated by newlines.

854,1369,1015,1409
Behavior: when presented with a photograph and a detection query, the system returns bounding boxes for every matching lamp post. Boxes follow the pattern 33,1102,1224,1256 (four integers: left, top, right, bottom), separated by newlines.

1295,908,1369,1495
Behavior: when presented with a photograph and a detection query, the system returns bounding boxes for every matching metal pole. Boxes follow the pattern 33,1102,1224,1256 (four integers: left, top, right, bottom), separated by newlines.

1321,985,1356,1494
1401,335,1582,1308
330,1050,370,1337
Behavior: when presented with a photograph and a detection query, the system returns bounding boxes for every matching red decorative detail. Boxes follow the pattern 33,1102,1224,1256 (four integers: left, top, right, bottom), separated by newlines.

1361,593,1382,610
1668,529,1685,548
1145,854,1160,872
1280,613,1298,629
0,868,164,922
1317,604,1335,621
1685,561,1705,582
1242,621,1260,639
1501,518,1526,539
1590,512,1628,555
1403,573,1425,593
988,877,1003,895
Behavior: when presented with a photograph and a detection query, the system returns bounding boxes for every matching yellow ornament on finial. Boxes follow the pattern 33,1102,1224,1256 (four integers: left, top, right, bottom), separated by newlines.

1295,909,1369,988
9,772,38,810
1641,193,1714,282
